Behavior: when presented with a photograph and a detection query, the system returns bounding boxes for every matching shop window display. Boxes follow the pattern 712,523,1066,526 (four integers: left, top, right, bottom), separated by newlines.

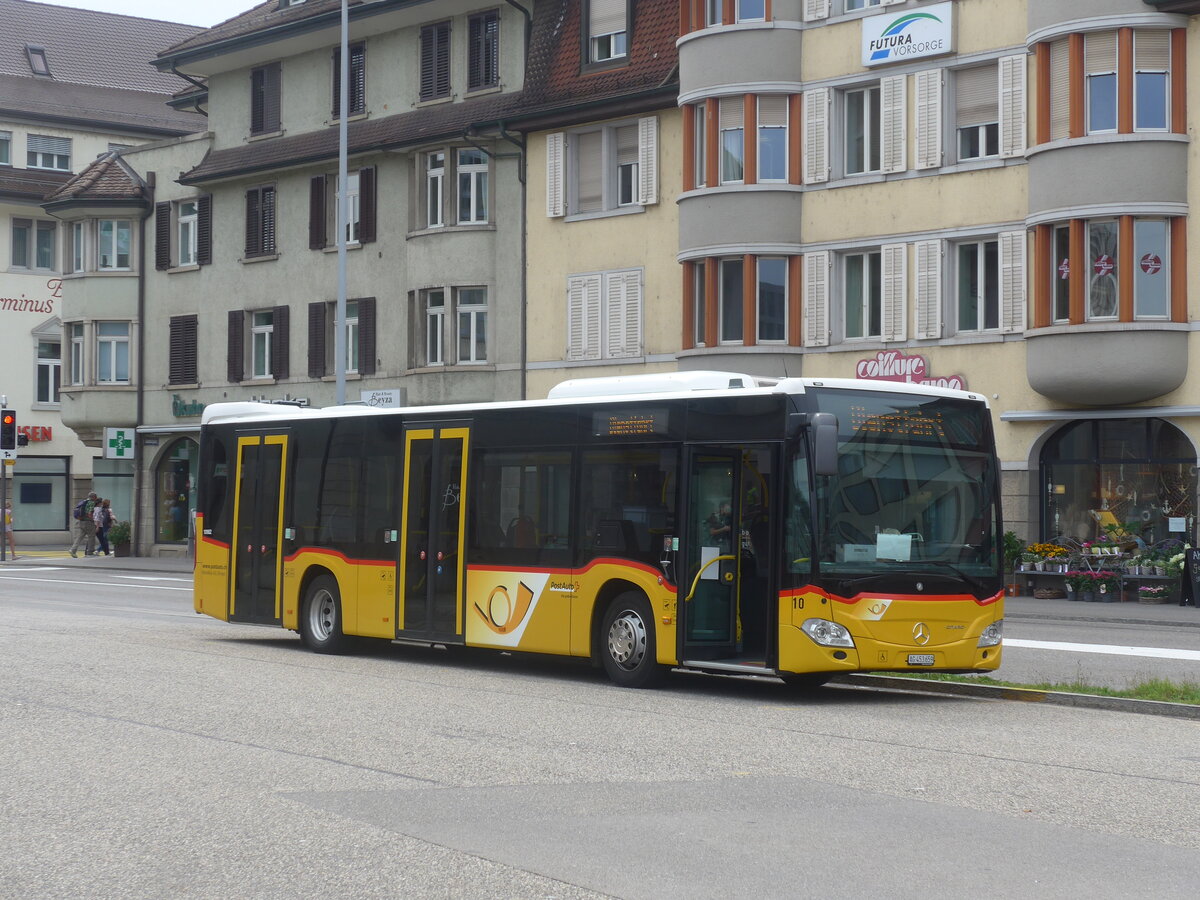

157,438,198,543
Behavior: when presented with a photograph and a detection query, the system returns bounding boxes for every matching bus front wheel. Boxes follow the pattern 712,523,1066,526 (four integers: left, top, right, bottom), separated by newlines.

301,574,350,654
600,593,665,688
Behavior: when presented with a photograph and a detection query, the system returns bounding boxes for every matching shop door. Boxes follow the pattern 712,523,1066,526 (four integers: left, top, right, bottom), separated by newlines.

681,445,775,665
399,424,469,642
230,433,288,624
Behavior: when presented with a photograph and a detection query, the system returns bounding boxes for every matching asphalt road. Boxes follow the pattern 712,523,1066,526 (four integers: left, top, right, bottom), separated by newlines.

1,567,1199,898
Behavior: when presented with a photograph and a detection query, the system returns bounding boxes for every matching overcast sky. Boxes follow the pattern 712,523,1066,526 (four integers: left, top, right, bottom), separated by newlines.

34,0,260,27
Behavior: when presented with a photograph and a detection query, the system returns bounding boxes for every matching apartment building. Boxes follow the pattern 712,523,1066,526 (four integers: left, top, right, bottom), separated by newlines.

1,0,202,540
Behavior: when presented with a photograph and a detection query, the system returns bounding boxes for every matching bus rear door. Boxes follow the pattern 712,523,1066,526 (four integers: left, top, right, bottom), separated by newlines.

398,423,469,642
229,432,288,625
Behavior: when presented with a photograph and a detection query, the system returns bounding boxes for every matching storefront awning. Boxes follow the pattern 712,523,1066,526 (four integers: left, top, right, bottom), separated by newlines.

1000,406,1200,422
136,424,200,434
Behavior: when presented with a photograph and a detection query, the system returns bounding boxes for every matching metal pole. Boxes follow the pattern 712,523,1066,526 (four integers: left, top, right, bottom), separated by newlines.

335,0,349,406
1,465,7,562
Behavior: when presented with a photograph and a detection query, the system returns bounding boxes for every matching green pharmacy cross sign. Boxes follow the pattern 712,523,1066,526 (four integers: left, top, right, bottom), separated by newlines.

105,428,134,460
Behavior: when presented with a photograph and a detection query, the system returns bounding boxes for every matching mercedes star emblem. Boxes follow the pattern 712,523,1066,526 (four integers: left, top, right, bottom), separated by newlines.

913,622,931,645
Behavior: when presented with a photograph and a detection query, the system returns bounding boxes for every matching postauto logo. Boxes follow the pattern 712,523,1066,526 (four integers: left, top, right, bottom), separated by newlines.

867,11,947,64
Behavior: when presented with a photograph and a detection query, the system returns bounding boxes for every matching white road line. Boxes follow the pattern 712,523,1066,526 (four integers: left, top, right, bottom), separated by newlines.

114,575,193,583
0,566,64,572
1006,638,1200,661
0,575,191,592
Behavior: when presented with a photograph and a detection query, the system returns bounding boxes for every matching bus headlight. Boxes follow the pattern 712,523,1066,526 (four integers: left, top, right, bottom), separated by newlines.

801,618,856,648
977,620,1003,647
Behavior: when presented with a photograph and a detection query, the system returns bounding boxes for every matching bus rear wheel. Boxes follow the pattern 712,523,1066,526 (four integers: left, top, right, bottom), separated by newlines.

301,574,350,654
600,593,665,688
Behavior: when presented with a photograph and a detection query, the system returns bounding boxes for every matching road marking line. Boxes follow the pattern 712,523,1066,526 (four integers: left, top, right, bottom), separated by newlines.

114,575,193,583
0,566,64,572
1006,638,1200,661
0,575,191,592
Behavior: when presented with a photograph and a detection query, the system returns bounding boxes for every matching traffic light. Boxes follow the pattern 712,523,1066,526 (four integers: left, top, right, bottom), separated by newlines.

0,409,15,451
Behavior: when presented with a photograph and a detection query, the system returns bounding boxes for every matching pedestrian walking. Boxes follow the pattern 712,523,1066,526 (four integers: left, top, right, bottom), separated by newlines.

69,492,98,557
4,499,16,559
93,498,114,556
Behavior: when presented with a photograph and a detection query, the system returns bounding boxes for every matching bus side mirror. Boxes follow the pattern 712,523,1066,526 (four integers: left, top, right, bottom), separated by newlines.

811,413,839,477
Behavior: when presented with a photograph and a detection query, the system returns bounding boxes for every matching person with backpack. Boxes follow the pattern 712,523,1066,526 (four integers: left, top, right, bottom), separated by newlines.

69,492,98,557
93,498,114,556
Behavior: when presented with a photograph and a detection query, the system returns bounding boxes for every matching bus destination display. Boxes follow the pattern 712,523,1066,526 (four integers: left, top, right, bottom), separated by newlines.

847,404,946,440
593,408,667,438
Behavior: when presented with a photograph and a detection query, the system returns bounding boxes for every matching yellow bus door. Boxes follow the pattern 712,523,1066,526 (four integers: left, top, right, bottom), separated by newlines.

229,433,288,624
398,424,468,642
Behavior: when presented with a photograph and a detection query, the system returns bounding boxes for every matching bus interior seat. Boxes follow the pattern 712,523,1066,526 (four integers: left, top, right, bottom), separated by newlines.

595,518,639,553
507,515,538,548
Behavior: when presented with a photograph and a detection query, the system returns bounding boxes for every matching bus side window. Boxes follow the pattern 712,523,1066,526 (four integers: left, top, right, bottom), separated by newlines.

788,449,813,575
200,430,232,543
579,448,677,566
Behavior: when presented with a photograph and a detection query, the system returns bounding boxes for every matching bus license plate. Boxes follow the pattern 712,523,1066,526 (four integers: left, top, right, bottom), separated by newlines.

907,654,935,666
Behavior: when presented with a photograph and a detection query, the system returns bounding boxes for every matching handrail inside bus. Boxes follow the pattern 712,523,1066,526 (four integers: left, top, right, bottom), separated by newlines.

681,554,737,604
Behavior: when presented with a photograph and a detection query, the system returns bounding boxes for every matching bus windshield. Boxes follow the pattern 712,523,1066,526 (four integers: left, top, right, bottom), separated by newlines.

805,389,999,580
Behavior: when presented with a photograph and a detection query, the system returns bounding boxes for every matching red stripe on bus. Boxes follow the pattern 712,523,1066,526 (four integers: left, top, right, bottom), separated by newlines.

780,586,1002,606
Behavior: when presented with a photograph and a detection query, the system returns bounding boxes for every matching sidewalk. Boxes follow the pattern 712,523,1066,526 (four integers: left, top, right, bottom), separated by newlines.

0,545,192,575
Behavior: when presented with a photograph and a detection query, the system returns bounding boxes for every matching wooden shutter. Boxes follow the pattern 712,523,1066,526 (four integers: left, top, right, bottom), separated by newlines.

914,69,942,170
567,274,602,360
262,186,276,254
802,88,829,184
245,188,260,257
468,11,499,90
999,54,1027,158
332,45,366,117
271,304,289,378
359,166,376,243
605,270,642,358
154,201,171,271
546,132,565,217
914,240,942,339
1049,39,1069,141
881,243,908,342
803,0,829,21
255,62,281,134
637,116,659,206
196,195,212,265
803,250,830,347
169,315,198,384
308,302,326,377
358,297,376,375
227,310,244,382
309,175,326,249
1000,230,1027,333
881,74,907,174
420,23,450,100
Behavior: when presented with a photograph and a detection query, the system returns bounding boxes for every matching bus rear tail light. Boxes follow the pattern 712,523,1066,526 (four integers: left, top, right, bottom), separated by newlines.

801,618,856,648
977,620,1003,647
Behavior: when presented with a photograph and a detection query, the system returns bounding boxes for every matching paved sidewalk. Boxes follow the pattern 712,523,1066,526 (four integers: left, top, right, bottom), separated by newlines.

0,545,191,575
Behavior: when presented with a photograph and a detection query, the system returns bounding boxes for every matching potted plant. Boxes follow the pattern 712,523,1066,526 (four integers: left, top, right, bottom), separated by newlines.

1095,570,1121,602
1138,583,1171,604
107,520,132,557
1003,531,1025,596
1064,570,1085,600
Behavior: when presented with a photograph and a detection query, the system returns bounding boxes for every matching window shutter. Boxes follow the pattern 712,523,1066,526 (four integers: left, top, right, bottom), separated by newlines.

803,0,829,21
196,195,212,265
420,23,450,100
351,44,366,115
957,65,998,128
262,186,276,254
758,95,788,128
155,201,171,271
881,74,907,174
1136,31,1171,71
880,243,908,342
567,274,601,360
914,240,942,339
271,305,289,378
606,270,642,358
637,116,659,206
1049,39,1069,141
309,175,326,249
245,189,260,257
1000,230,1027,333
169,315,198,384
469,12,499,91
803,250,830,347
590,0,626,37
358,297,376,375
999,54,1027,158
802,88,829,184
577,131,603,212
27,134,70,156
308,301,326,377
1085,31,1117,74
264,63,281,133
227,310,244,382
359,166,376,244
546,132,565,217
914,69,942,170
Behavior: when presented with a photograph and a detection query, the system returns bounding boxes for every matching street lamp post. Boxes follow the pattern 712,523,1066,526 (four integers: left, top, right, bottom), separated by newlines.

335,0,349,406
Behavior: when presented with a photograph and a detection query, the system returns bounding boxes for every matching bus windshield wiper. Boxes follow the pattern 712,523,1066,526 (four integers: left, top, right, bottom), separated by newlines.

915,560,988,595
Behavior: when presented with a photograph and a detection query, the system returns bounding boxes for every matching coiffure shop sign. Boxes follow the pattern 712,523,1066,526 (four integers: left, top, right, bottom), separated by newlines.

862,2,953,67
856,351,966,391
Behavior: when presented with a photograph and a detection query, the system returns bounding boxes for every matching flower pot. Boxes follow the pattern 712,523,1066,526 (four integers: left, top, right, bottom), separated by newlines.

1081,591,1096,603
114,542,131,558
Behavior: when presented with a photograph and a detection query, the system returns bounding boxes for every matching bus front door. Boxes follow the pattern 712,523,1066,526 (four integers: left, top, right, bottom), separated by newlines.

230,433,288,625
399,425,469,642
681,445,775,666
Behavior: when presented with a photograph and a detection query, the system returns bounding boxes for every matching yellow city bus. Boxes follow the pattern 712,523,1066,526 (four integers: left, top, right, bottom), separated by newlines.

193,372,1003,688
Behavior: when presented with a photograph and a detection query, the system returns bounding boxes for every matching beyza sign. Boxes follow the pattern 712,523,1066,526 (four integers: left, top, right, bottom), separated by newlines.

863,2,953,67
856,351,966,391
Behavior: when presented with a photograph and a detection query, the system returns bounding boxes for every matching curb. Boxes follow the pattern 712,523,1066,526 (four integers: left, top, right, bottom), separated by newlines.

1007,610,1200,629
834,673,1200,720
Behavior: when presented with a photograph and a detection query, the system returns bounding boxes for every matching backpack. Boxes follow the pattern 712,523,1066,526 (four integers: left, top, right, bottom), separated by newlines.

74,499,92,521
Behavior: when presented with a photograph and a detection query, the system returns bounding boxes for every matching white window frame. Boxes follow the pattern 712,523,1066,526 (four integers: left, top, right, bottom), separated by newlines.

1133,218,1170,320
455,287,488,364
345,299,360,374
705,0,721,26
69,323,84,385
10,219,57,272
693,102,707,187
955,239,1000,333
338,171,361,244
1085,32,1118,135
757,96,788,183
96,321,130,384
737,0,766,23
0,131,10,166
1086,219,1120,321
36,338,62,405
423,288,446,366
26,134,70,171
756,257,788,344
844,85,881,176
457,148,489,224
1134,31,1171,133
178,200,198,267
719,98,745,185
718,257,744,344
561,118,658,216
843,250,882,340
251,310,274,379
426,151,445,228
71,221,84,273
97,219,132,271
588,0,628,63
